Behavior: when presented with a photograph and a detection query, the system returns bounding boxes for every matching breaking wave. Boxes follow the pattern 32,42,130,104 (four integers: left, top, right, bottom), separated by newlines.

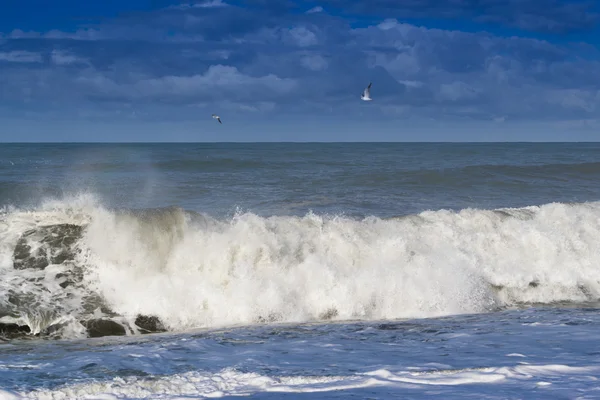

1,193,600,339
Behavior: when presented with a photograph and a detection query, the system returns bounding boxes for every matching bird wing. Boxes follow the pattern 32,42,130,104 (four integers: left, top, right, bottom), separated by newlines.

363,83,372,97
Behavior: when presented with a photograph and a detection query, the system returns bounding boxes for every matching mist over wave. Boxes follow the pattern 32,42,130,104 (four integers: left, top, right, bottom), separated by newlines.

1,193,599,338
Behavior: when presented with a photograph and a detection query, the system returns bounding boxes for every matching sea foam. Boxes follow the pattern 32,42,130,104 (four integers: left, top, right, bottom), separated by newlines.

1,193,600,335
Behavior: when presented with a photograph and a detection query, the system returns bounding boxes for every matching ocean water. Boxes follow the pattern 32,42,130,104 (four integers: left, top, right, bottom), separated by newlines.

1,142,600,399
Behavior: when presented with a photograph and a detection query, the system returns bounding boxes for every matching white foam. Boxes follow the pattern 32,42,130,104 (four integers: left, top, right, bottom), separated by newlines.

16,364,600,399
17,369,362,399
364,364,600,386
79,207,497,330
0,194,98,337
0,389,21,400
3,195,600,334
80,200,600,330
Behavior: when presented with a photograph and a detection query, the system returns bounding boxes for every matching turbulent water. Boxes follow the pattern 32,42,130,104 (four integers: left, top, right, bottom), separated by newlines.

1,142,600,398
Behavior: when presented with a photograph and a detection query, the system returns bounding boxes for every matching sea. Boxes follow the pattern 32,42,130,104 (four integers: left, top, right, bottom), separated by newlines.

1,142,600,399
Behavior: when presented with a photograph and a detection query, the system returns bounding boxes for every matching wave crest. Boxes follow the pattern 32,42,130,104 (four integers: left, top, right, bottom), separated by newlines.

2,195,600,337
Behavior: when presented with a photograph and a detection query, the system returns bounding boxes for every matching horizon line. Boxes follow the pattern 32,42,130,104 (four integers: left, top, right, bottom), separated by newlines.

1,140,598,144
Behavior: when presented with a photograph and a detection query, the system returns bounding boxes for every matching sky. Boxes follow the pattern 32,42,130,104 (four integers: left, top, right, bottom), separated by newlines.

1,0,600,141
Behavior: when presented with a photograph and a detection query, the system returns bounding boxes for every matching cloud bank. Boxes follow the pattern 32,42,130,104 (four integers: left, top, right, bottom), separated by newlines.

0,0,599,140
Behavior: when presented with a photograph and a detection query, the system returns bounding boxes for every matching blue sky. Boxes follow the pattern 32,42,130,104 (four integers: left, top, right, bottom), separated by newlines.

1,0,600,141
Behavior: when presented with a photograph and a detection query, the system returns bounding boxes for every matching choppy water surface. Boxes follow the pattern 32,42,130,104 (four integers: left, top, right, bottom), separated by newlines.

2,307,600,399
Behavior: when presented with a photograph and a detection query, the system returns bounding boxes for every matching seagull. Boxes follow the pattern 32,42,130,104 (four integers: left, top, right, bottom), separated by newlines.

361,82,372,101
212,114,222,124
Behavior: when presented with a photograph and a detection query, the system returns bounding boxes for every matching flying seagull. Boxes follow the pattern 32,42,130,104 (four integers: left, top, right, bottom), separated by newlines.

361,82,372,101
212,114,222,124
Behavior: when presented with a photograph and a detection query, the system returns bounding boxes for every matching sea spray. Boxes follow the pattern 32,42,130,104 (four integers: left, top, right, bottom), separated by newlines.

2,194,600,337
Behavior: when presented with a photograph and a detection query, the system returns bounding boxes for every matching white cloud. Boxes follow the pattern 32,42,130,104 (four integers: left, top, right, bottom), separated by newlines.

377,19,400,31
50,50,89,65
367,51,420,76
301,55,328,71
0,3,599,124
196,0,228,7
9,28,102,40
9,26,199,42
399,80,423,88
545,89,597,112
287,27,318,47
170,0,228,10
7,29,41,39
0,51,42,63
217,100,276,112
243,26,320,47
306,6,324,14
72,65,296,102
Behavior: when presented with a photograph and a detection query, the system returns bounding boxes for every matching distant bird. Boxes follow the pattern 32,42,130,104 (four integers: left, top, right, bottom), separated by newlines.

361,82,372,101
212,114,222,124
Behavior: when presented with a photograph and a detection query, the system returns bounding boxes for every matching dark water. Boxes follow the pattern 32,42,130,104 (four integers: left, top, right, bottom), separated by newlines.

1,142,600,217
